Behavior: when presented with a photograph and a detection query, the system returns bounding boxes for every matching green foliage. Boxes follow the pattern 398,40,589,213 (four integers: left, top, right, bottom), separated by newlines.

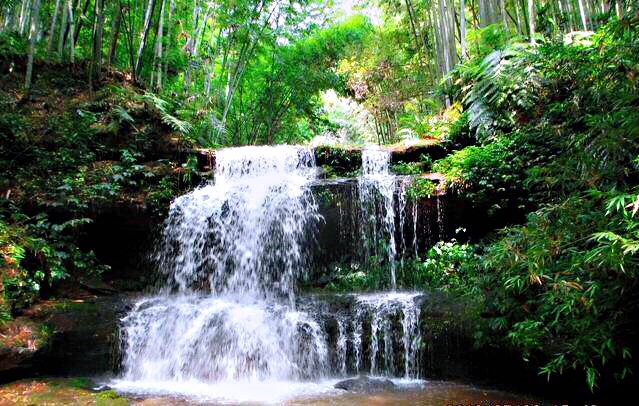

399,240,478,293
224,15,373,145
390,161,423,175
0,31,27,57
451,44,540,142
433,137,526,213
464,24,510,60
433,19,639,390
315,145,362,177
0,203,109,316
482,191,639,390
326,261,391,292
95,390,127,406
405,178,437,200
66,377,93,390
140,93,193,136
443,111,472,147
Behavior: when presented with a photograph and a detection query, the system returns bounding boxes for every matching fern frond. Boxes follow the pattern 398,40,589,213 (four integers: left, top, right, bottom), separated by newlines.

161,111,193,135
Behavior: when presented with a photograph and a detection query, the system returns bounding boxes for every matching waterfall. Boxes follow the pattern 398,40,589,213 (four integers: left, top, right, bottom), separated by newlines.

155,145,319,302
119,146,328,384
114,145,429,402
353,292,422,378
358,149,398,288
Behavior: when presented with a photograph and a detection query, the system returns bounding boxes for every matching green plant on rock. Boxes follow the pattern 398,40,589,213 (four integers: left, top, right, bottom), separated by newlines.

96,390,128,406
326,260,392,292
481,191,639,391
406,178,438,201
0,203,109,316
390,161,423,175
399,240,478,293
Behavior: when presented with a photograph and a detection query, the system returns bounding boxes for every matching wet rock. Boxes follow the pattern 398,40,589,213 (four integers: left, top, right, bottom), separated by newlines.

0,295,131,382
334,375,395,392
388,140,447,163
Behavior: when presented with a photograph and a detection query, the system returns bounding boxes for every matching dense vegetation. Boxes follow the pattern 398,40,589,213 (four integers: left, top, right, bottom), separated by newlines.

1,0,638,398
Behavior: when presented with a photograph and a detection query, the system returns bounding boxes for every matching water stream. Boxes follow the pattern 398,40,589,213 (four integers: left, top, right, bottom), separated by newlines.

358,149,398,288
111,145,443,403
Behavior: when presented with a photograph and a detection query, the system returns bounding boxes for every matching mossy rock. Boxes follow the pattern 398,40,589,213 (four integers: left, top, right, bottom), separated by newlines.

96,389,128,405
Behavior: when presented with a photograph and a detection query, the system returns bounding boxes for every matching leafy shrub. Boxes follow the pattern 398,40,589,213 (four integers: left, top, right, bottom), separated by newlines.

390,161,423,175
326,261,390,291
399,240,478,293
0,32,27,58
0,203,109,316
405,178,437,200
482,191,639,390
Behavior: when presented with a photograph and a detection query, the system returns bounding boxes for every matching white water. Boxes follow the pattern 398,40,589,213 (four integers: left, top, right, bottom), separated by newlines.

118,146,327,387
156,145,319,302
351,292,423,378
358,148,398,288
114,145,428,404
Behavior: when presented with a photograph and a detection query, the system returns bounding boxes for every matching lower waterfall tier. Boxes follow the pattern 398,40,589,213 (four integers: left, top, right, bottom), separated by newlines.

118,292,427,384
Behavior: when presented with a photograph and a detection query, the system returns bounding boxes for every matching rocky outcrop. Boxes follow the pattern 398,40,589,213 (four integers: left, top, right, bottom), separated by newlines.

334,375,395,392
0,295,130,382
388,139,447,163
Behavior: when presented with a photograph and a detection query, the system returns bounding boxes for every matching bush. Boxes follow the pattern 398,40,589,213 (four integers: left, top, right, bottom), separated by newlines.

0,202,109,316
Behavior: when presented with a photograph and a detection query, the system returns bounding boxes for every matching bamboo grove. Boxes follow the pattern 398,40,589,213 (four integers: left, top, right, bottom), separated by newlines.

0,0,637,145
341,0,637,144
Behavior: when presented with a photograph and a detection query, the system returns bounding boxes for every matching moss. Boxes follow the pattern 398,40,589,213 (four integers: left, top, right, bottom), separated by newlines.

0,378,102,404
96,390,128,406
390,161,424,175
66,377,94,390
53,299,100,314
406,178,438,200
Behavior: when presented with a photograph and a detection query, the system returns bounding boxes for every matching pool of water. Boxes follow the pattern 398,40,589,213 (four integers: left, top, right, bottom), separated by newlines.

110,377,540,405
0,376,542,405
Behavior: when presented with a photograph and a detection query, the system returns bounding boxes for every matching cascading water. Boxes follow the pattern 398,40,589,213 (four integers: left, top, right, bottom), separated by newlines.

115,146,329,393
358,149,398,288
156,146,319,302
349,293,422,378
113,145,431,403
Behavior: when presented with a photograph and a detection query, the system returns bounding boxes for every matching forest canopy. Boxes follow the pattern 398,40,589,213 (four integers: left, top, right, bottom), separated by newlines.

1,0,639,397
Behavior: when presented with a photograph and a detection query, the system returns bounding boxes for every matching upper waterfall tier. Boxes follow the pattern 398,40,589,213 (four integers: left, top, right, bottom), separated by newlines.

358,148,398,288
156,145,320,301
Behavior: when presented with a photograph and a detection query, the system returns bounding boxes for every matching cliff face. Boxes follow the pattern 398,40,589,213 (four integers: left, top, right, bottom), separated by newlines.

1,60,511,387
0,295,130,382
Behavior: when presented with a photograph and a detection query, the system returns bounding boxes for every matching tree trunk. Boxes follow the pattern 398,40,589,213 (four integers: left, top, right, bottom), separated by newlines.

514,0,523,34
67,0,74,61
73,0,92,47
108,2,122,65
134,0,156,77
577,0,589,30
25,0,41,94
121,0,137,80
19,0,31,35
154,0,166,90
162,0,174,84
500,0,509,32
449,0,458,66
528,0,536,43
58,0,69,57
438,0,450,74
461,0,467,58
183,1,201,93
89,0,104,84
47,0,62,58
615,0,623,18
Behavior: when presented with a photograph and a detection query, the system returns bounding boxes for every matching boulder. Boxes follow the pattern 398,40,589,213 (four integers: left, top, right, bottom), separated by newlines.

334,375,395,392
0,294,130,382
